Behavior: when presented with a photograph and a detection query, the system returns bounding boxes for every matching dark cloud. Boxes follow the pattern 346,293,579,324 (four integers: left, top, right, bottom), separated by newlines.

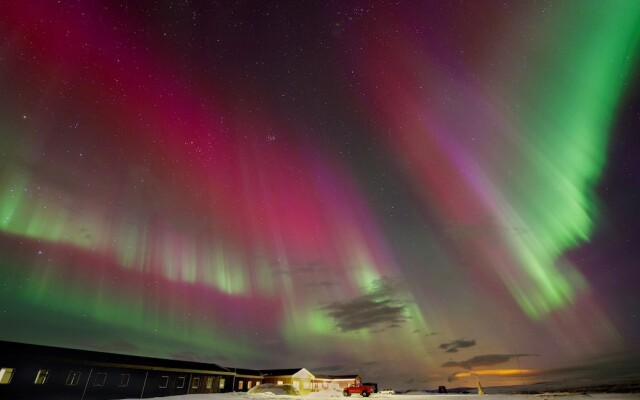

439,339,476,353
321,277,410,332
442,353,537,370
323,297,406,332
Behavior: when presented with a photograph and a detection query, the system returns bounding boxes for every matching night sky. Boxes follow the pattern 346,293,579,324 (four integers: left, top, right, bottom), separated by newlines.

1,0,639,390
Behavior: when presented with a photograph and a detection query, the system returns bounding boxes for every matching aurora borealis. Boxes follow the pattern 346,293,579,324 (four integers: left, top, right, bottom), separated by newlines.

1,0,639,389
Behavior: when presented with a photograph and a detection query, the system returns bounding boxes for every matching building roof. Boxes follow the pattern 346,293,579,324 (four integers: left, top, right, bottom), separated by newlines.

261,368,314,378
1,341,363,384
260,368,305,376
228,367,263,377
0,340,232,374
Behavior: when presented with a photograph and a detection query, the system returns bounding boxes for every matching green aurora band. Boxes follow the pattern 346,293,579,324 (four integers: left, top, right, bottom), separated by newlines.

495,1,640,318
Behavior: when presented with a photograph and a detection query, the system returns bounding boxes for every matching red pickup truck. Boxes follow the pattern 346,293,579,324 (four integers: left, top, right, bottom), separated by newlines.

343,383,374,397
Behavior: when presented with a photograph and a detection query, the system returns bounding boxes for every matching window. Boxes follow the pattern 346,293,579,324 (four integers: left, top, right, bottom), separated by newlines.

177,376,186,389
93,372,107,387
303,381,310,390
191,377,200,389
293,380,300,389
219,378,225,389
0,368,15,384
238,380,243,390
34,369,50,384
247,381,253,389
205,376,214,389
118,374,130,387
159,376,169,389
66,371,81,386
277,380,284,385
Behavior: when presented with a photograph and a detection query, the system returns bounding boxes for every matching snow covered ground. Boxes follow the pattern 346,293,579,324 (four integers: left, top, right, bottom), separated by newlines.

121,393,640,400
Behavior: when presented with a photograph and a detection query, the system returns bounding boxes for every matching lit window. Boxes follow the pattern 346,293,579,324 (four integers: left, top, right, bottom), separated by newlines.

93,372,107,387
219,378,226,389
238,380,243,390
35,369,49,384
247,381,253,389
206,377,214,389
0,368,15,384
118,374,130,387
293,381,300,389
177,376,186,389
277,380,284,385
191,377,200,389
256,382,260,386
66,371,81,386
159,376,169,389
303,381,310,389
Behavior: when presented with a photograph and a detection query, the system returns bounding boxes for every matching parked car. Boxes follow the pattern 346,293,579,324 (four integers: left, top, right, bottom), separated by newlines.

343,383,374,397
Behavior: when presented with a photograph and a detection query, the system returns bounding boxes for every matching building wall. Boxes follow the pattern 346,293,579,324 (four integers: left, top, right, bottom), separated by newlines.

293,377,313,395
233,376,262,392
0,342,233,399
261,376,313,395
262,376,292,386
1,342,366,399
311,379,332,392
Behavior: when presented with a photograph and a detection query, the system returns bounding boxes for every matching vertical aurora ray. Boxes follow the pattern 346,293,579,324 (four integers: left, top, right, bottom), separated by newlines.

0,170,28,231
483,1,640,318
0,0,422,367
0,258,255,360
352,0,640,322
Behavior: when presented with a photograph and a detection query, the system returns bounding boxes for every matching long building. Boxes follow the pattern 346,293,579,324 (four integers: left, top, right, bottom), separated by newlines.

0,340,365,399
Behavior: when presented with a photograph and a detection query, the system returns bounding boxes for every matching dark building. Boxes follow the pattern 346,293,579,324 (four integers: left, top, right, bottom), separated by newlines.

0,340,234,400
1,340,370,399
227,367,263,392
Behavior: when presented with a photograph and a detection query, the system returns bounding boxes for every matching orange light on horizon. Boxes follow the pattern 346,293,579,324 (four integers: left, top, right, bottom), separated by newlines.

453,369,540,378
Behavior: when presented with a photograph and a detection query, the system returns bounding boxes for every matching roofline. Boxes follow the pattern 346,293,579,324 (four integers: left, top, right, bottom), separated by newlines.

1,340,232,374
1,341,361,380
